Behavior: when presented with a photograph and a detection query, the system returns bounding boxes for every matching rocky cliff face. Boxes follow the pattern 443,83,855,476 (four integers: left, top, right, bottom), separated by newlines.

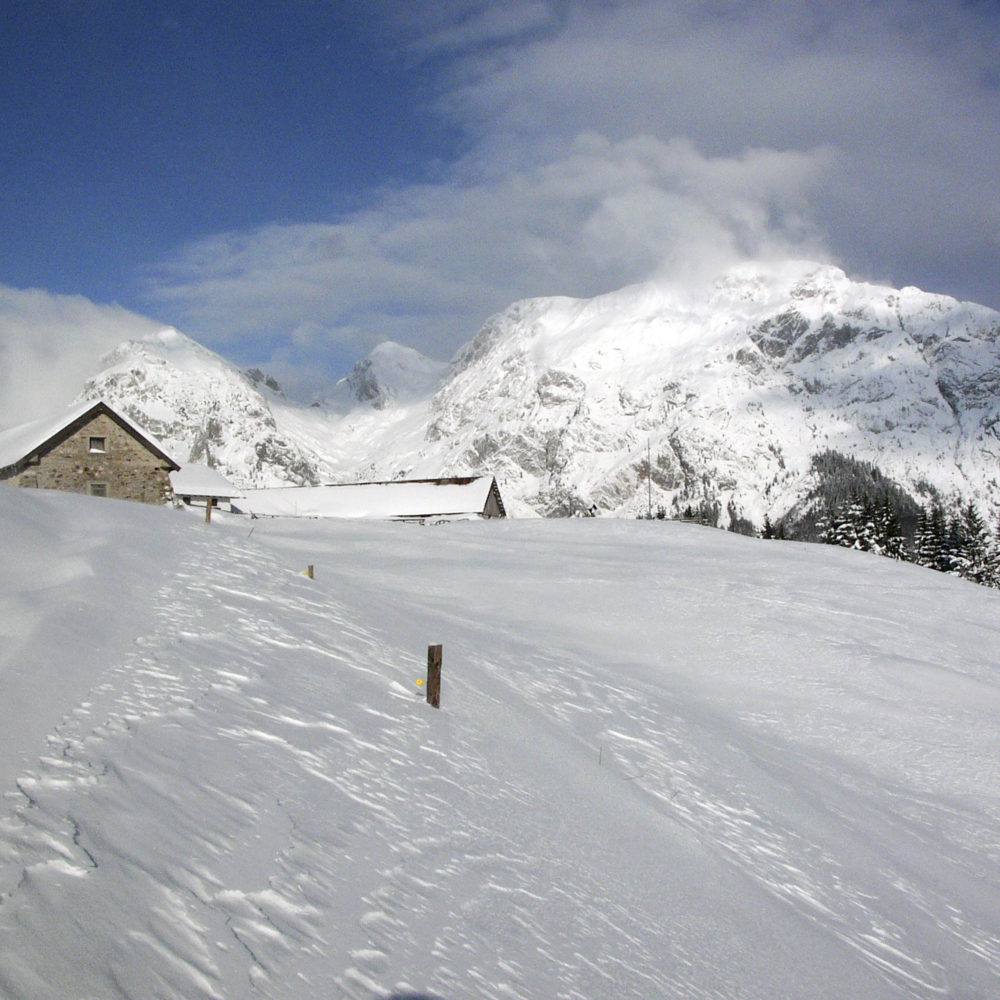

331,341,446,411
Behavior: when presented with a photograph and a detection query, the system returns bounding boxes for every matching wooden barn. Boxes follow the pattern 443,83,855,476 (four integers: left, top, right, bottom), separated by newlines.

0,399,180,504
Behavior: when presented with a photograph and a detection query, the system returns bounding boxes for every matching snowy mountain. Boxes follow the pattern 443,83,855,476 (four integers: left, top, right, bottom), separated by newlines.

76,330,447,490
77,328,341,488
420,260,1000,520
2,488,999,998
72,260,1000,522
328,340,447,411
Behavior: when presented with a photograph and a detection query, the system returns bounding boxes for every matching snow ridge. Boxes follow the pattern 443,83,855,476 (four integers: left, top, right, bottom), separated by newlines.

77,330,337,488
422,260,1000,519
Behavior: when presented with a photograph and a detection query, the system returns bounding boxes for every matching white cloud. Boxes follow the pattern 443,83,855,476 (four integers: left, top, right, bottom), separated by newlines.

145,0,1000,385
0,287,170,427
146,135,834,374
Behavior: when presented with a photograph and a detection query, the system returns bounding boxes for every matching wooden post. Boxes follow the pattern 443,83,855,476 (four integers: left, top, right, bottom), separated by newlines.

426,644,442,708
307,564,314,579
204,498,212,523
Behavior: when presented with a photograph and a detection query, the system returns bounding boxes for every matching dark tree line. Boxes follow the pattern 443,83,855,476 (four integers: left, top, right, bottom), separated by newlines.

641,447,1000,589
811,492,1000,589
796,450,922,542
754,451,999,590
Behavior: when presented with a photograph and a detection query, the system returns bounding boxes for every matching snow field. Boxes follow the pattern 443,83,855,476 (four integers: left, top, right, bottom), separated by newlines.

0,488,999,998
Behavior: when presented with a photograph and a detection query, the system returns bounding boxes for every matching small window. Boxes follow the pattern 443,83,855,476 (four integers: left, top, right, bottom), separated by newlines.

89,483,107,498
89,436,106,453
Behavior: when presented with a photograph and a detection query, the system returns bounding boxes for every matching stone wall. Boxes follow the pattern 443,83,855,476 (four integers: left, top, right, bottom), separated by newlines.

4,412,173,504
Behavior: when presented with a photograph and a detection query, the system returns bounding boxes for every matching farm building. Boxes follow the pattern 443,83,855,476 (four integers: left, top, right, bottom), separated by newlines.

169,464,239,511
231,476,506,521
0,399,180,504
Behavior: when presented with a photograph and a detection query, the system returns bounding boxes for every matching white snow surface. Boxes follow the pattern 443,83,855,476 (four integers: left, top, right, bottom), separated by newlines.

1,486,999,999
423,260,1000,519
169,464,239,499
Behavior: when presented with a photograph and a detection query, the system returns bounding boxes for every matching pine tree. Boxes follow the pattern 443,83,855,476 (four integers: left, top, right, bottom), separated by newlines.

913,506,935,567
831,492,867,550
988,516,1000,589
955,501,992,584
816,505,836,544
855,497,879,553
930,503,950,571
875,498,906,559
941,511,964,575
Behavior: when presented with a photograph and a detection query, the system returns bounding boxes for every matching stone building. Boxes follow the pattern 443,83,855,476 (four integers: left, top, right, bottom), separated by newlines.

0,399,180,504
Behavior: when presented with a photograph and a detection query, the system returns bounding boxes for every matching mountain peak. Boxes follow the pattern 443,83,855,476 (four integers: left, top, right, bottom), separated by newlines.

335,341,446,410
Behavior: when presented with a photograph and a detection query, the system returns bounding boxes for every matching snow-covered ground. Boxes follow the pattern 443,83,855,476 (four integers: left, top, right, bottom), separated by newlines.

1,488,999,999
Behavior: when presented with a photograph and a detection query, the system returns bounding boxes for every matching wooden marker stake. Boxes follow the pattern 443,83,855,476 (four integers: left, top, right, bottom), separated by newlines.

204,499,212,523
426,644,442,708
307,564,314,579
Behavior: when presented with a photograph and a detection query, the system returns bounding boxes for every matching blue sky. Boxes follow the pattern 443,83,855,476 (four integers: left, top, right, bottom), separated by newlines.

2,0,999,401
1,3,448,296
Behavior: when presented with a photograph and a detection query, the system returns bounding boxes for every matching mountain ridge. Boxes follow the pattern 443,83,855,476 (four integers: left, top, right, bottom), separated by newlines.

71,259,1000,523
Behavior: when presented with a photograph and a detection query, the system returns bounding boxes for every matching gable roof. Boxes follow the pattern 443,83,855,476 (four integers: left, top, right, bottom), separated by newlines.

231,476,505,520
169,464,238,498
0,399,180,473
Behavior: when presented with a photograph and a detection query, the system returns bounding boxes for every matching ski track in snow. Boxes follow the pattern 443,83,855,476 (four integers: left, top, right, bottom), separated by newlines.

0,512,999,998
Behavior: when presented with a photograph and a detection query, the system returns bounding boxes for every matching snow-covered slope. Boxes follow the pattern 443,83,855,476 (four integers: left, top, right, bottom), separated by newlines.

270,341,447,485
420,261,1000,519
76,330,449,490
1,488,999,998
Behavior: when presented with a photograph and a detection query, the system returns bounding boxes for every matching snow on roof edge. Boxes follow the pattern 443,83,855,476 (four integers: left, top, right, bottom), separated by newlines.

169,464,239,497
0,399,180,471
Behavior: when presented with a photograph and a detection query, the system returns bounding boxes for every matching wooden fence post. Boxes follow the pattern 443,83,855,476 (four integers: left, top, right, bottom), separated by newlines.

426,644,442,708
307,564,314,579
204,498,212,523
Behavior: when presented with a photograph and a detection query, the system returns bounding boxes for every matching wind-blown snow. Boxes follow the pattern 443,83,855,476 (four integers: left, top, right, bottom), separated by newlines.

1,487,998,998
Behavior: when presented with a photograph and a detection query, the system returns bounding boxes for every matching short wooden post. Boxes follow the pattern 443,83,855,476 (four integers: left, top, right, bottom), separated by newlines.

306,564,314,579
426,644,442,708
204,498,212,523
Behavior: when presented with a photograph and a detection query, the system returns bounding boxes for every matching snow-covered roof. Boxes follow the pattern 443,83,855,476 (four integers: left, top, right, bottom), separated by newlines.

0,399,179,471
169,464,238,498
231,476,503,520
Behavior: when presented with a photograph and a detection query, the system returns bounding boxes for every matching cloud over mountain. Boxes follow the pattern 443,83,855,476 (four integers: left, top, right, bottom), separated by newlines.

143,0,1000,386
